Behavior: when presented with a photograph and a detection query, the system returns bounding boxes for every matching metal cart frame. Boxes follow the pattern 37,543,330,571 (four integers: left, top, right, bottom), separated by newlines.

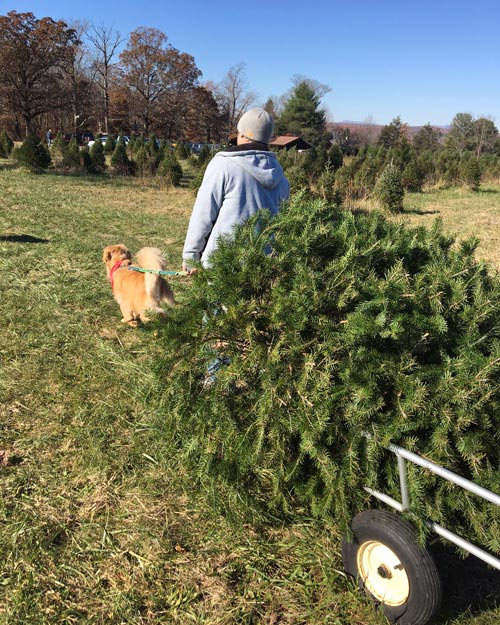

364,441,500,571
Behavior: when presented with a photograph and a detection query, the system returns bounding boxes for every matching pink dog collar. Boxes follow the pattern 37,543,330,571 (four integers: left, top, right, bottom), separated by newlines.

109,260,124,290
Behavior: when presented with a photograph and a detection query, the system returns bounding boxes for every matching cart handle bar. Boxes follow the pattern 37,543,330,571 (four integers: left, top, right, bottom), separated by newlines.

387,441,500,507
362,437,500,571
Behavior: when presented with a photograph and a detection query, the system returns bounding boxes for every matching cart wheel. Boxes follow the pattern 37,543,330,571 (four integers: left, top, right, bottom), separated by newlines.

342,509,441,625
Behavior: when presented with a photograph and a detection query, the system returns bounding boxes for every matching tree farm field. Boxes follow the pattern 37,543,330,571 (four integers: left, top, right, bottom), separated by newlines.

1,166,500,625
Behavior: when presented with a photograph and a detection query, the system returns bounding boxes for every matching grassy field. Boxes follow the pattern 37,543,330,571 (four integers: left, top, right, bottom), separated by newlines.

1,165,499,625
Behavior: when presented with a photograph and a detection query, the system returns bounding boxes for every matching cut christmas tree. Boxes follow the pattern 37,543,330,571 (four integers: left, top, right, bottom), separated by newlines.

151,193,500,555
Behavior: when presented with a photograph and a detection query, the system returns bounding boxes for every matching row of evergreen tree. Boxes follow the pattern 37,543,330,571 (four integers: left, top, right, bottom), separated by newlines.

4,127,500,215
3,132,214,187
274,142,500,213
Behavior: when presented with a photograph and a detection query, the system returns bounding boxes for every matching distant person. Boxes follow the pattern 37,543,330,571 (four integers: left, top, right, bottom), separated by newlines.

182,108,289,272
46,129,53,146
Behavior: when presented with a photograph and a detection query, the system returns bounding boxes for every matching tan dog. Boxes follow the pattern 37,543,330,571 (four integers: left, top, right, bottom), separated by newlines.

103,244,174,325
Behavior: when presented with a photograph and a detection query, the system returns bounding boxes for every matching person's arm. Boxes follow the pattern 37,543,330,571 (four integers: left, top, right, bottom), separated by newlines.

182,157,225,270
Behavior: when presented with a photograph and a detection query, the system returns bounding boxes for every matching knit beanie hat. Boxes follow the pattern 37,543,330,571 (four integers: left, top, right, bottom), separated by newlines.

237,108,274,144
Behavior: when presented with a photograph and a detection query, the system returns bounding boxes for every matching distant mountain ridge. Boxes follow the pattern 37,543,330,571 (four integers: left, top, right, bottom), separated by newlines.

329,121,450,138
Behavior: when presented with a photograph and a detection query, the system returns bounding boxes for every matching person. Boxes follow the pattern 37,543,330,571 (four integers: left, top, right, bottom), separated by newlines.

182,108,289,273
46,129,53,146
182,108,289,387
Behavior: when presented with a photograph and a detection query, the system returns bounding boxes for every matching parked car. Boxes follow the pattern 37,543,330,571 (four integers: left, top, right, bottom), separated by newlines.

77,131,94,146
188,142,203,154
87,135,108,148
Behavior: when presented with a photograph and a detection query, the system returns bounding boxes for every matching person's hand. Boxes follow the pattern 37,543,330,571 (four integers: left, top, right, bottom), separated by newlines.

182,264,198,274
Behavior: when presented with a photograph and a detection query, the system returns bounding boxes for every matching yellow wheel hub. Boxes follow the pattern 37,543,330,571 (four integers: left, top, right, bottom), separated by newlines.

357,540,410,606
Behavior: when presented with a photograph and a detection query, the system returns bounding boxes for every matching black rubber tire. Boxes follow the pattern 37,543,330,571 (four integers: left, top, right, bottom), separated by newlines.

342,509,441,625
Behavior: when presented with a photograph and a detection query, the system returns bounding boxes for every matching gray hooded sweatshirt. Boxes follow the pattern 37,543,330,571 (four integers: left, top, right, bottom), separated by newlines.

182,148,289,268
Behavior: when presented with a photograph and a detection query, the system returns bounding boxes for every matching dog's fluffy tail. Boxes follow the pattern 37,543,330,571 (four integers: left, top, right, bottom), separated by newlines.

136,247,166,298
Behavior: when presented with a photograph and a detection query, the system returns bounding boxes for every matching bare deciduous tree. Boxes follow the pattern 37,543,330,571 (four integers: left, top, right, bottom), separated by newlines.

216,63,257,138
87,24,123,134
290,74,331,99
474,117,498,156
357,115,380,145
64,20,93,135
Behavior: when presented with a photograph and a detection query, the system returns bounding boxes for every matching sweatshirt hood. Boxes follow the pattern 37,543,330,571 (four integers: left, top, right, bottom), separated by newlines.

217,150,285,190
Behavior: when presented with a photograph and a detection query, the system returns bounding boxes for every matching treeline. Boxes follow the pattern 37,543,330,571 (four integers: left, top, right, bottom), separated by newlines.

2,9,500,208
0,11,256,142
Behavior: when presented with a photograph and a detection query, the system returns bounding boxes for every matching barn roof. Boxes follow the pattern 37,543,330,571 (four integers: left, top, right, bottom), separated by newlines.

270,135,301,146
270,135,311,149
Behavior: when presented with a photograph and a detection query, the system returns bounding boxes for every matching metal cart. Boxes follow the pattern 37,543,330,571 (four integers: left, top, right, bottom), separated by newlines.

342,440,500,625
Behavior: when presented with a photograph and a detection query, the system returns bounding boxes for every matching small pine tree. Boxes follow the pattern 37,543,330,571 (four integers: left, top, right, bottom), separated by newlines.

436,151,460,185
0,131,14,158
135,146,157,177
189,158,210,191
327,143,344,171
402,159,424,192
276,146,299,171
460,156,481,191
147,134,159,157
175,142,191,160
157,149,183,186
13,133,51,171
111,139,132,174
353,159,378,199
285,164,309,195
374,146,388,171
79,146,94,173
50,132,67,168
158,138,169,152
103,135,116,154
89,138,106,173
156,141,166,162
317,168,341,205
127,136,137,153
197,144,211,168
417,150,436,186
297,145,318,177
375,162,405,212
62,137,80,169
334,164,354,202
131,136,145,158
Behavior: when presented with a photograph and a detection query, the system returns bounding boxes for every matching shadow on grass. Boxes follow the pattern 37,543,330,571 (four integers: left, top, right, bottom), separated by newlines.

0,162,16,171
0,234,50,243
350,206,441,217
432,542,500,623
403,208,441,215
478,187,500,194
179,172,194,189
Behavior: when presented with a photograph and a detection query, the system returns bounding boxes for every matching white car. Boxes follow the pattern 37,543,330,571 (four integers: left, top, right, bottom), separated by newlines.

88,135,129,148
87,135,108,148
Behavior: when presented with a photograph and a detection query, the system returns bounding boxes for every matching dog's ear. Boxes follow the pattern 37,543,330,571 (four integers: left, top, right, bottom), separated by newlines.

103,247,114,263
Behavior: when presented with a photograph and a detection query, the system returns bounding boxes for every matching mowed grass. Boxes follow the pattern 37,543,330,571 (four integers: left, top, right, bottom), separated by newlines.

1,165,499,625
353,183,500,270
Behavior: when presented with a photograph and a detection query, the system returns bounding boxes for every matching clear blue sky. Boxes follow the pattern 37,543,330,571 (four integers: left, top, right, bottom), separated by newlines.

8,0,500,127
